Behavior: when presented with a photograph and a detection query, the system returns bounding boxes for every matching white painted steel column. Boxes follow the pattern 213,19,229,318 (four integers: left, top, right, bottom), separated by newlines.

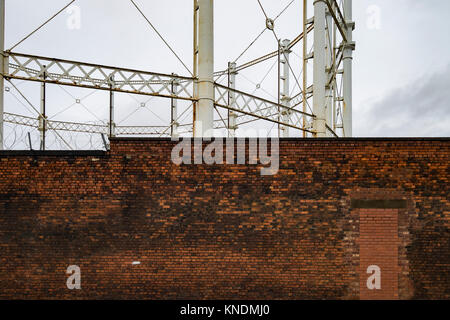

312,0,327,137
194,0,214,137
280,39,291,138
325,8,333,136
332,11,338,133
0,0,5,149
343,0,355,137
171,74,179,139
39,69,46,150
109,75,116,137
227,62,237,137
302,0,308,137
193,0,198,136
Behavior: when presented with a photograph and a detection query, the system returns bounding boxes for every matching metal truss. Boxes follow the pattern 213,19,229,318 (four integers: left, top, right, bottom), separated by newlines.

214,83,315,134
5,52,195,101
3,112,172,136
0,0,354,150
115,126,171,136
3,52,319,132
4,112,38,128
3,52,319,138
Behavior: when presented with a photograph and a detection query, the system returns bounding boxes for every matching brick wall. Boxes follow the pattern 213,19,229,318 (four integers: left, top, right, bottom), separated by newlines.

0,138,448,300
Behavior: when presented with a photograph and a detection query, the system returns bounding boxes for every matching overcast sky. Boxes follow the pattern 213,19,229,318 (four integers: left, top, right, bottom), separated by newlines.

3,0,450,143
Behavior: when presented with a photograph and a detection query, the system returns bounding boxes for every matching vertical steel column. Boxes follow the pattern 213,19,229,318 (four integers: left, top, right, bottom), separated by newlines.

343,0,355,137
277,41,281,137
38,67,46,150
108,75,115,138
280,39,291,138
325,7,333,136
0,0,5,150
332,2,338,133
171,73,179,139
227,62,237,137
302,0,308,138
193,0,199,135
194,0,214,137
312,0,327,137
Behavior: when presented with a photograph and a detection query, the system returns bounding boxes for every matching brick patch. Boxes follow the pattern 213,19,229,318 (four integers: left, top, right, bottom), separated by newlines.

359,209,399,300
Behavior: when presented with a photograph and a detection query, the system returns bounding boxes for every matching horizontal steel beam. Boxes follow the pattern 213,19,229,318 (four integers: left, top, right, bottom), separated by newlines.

4,52,196,102
214,83,315,133
3,112,172,136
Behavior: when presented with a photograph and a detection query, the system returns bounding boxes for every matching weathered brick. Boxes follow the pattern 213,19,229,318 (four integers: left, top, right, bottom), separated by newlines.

0,138,448,299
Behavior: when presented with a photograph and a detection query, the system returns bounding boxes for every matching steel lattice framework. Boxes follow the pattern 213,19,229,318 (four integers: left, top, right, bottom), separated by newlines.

7,52,195,101
0,0,354,150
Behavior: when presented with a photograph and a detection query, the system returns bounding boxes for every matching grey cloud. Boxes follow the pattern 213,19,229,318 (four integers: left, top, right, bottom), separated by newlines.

356,64,450,137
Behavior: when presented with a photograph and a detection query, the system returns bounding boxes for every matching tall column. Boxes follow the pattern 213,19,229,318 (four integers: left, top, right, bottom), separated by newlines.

227,62,237,137
325,7,333,136
343,0,355,137
302,0,308,138
280,39,291,138
108,75,116,138
39,68,46,150
194,0,214,137
332,2,338,132
312,0,327,137
0,0,5,150
171,74,179,139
